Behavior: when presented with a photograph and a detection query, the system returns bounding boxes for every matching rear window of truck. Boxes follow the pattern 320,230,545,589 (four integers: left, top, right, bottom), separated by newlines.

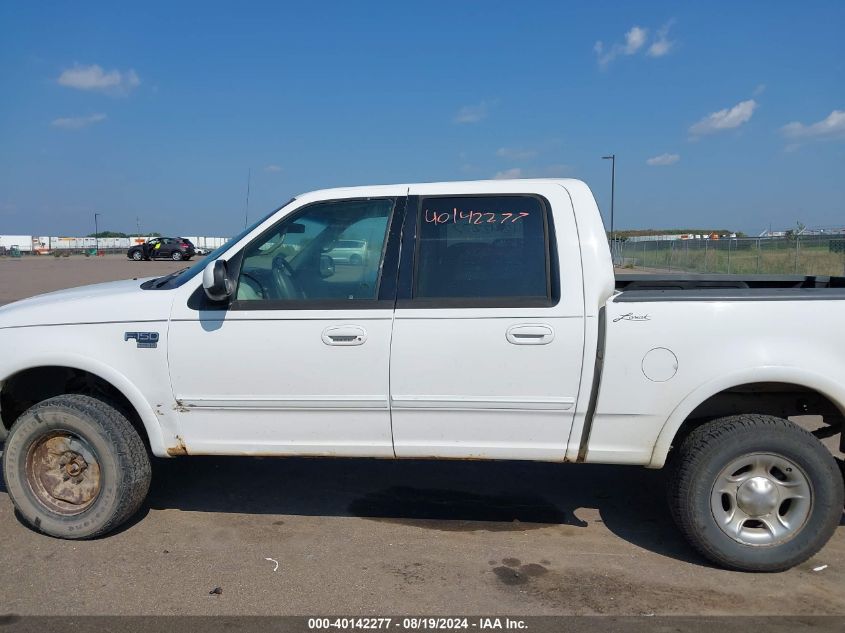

413,195,552,303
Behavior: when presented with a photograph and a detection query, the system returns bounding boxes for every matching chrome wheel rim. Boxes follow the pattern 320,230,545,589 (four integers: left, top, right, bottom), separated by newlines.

710,452,812,546
25,431,101,516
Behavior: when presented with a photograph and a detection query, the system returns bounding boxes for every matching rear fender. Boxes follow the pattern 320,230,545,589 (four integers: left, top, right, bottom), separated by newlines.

648,366,845,468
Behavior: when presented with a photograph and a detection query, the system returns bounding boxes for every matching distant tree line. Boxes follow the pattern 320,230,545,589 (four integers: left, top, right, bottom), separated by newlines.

86,231,161,238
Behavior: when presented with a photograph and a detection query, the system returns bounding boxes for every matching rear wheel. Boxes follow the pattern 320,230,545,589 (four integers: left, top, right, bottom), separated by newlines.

171,251,183,261
2,394,151,539
669,414,843,572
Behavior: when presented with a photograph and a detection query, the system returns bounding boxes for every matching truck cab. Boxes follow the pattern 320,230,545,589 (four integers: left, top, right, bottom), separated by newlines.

166,180,609,461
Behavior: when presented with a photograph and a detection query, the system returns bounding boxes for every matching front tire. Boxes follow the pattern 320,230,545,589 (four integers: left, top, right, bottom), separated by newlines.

130,250,142,261
669,415,843,572
2,394,151,539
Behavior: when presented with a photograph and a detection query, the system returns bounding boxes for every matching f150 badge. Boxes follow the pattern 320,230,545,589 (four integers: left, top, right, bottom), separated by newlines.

124,332,159,348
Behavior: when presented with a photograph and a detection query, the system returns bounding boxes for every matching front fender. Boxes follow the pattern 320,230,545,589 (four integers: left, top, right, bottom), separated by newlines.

0,351,173,457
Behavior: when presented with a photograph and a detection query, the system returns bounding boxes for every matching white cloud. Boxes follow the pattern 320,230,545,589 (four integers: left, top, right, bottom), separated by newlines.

493,164,570,180
689,99,757,138
596,22,678,67
496,147,538,160
494,168,523,179
780,110,845,143
454,101,490,124
647,21,675,57
625,26,648,54
57,64,140,95
594,25,648,67
646,152,680,166
263,164,283,173
51,113,107,130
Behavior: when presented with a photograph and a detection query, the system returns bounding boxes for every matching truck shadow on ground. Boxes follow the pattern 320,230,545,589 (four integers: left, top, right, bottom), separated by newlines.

137,456,715,567
4,448,841,564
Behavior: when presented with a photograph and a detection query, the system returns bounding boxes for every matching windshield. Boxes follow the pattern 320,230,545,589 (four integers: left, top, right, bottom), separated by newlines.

147,199,296,290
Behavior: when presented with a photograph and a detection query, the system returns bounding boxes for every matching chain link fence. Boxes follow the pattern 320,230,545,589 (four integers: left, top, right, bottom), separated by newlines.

615,236,845,276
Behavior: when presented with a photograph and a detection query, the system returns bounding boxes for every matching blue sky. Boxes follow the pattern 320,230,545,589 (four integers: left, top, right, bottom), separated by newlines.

1,1,843,236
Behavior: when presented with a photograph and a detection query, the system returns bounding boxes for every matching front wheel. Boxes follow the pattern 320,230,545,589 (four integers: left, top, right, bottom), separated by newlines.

669,414,843,572
2,394,152,539
130,250,142,261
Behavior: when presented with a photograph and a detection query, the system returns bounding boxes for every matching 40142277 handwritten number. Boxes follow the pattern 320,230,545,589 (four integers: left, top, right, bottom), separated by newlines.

424,208,531,225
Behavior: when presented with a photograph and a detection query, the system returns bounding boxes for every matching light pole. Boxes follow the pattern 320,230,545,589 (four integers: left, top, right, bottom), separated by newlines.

94,213,101,256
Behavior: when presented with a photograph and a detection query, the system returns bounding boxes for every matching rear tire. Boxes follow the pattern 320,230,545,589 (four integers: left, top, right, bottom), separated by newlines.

668,415,843,572
171,251,183,261
2,394,151,539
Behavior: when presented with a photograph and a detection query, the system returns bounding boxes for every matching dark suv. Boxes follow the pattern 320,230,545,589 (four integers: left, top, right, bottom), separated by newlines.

127,237,196,261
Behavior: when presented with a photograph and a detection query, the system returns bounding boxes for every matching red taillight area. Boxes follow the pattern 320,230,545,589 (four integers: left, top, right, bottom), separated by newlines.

181,242,189,248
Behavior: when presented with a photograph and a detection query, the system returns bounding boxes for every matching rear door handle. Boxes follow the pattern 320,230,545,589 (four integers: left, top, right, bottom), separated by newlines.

506,324,554,345
322,325,367,346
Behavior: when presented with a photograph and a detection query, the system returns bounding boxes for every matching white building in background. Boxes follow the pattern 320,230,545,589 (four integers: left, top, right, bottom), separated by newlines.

1,235,229,253
758,226,845,238
0,235,31,251
181,236,229,250
624,232,736,242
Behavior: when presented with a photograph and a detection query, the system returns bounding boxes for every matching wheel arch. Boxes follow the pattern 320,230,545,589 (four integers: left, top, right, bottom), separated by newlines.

0,357,169,456
648,366,845,468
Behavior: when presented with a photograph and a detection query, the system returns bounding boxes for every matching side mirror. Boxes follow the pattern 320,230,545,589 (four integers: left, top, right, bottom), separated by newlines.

202,259,233,301
319,254,335,278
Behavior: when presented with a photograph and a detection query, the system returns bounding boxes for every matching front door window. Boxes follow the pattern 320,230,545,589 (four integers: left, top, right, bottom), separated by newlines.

236,198,394,303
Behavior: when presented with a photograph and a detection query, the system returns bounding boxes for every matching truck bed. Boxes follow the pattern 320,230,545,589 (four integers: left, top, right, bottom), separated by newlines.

614,273,845,302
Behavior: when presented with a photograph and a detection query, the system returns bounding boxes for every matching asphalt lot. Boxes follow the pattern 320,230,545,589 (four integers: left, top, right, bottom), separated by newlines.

0,255,843,616
0,253,189,306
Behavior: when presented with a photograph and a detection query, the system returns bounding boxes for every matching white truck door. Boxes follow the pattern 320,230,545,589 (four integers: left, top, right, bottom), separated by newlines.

167,195,405,456
390,183,586,460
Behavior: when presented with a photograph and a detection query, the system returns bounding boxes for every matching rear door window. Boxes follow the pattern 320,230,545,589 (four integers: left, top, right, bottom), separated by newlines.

414,195,552,304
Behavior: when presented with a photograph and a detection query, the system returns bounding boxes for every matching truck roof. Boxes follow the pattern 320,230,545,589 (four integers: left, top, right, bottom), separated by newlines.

297,178,586,200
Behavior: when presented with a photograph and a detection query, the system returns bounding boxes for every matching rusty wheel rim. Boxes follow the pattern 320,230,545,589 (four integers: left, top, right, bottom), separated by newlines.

25,431,101,516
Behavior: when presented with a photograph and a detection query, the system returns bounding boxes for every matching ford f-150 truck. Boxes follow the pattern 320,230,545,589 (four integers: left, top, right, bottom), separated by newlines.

1,179,842,572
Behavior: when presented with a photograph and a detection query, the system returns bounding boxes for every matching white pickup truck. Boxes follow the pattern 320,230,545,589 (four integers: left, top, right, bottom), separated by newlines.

1,179,842,571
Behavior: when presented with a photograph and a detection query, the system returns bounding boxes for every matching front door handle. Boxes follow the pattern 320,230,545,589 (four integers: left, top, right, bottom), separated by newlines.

506,324,554,345
322,325,367,346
